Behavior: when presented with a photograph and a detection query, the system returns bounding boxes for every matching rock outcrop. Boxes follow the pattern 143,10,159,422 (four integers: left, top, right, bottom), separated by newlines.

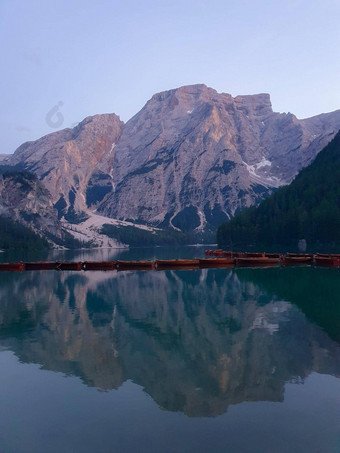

0,170,61,238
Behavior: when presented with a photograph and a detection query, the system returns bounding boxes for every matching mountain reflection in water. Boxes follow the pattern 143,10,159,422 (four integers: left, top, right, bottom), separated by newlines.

0,267,339,418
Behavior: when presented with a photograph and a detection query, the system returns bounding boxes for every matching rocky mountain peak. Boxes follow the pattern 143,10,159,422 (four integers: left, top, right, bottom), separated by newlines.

2,84,340,240
97,85,340,231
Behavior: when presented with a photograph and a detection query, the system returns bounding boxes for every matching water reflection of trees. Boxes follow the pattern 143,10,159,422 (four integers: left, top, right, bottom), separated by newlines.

235,267,340,342
0,268,339,417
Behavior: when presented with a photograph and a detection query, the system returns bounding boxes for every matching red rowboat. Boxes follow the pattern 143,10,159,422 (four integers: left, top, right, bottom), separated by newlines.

116,260,154,270
25,262,58,270
155,259,199,269
236,257,280,267
198,258,235,268
56,262,83,271
0,262,24,271
245,252,265,258
314,255,340,267
83,261,116,271
232,252,244,258
282,255,313,265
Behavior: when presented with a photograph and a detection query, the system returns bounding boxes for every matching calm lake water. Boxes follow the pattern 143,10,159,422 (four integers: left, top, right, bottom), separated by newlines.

0,247,340,452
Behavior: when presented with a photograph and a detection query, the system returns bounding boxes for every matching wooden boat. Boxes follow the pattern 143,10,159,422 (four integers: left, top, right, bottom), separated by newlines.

155,259,199,269
315,253,340,258
286,253,313,259
82,261,116,271
56,262,83,271
265,253,283,259
314,255,340,267
25,261,58,270
236,257,280,267
116,260,154,270
198,258,235,268
0,262,24,272
212,249,224,257
232,252,244,258
245,252,265,258
281,255,313,265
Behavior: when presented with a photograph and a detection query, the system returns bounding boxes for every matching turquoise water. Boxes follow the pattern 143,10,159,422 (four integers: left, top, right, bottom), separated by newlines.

0,248,340,452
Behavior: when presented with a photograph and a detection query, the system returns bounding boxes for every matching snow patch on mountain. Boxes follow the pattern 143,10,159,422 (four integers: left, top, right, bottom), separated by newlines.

244,158,284,188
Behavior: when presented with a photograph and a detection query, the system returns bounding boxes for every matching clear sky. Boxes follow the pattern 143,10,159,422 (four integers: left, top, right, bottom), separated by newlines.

1,0,340,154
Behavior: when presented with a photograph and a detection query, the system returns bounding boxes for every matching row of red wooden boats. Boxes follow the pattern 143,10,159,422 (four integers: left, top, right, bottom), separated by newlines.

0,252,340,272
0,260,198,272
204,250,340,267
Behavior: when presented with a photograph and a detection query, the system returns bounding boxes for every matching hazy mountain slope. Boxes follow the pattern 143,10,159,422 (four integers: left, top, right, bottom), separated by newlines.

217,130,340,249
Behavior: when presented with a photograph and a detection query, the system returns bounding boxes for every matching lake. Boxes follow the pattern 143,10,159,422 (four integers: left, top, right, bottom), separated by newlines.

0,247,340,452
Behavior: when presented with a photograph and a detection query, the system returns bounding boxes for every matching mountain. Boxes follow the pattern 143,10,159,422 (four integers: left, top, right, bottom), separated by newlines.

2,84,340,243
217,131,340,250
97,85,340,231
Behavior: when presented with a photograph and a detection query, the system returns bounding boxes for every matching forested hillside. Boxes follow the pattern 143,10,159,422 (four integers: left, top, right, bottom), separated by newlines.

217,130,340,250
0,215,48,250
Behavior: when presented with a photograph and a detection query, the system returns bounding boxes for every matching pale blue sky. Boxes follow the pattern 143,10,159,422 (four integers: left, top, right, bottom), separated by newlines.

1,0,340,153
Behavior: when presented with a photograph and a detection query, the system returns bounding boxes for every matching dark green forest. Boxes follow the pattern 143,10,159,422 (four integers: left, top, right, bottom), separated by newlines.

0,215,49,250
102,224,190,246
101,224,215,246
217,131,340,251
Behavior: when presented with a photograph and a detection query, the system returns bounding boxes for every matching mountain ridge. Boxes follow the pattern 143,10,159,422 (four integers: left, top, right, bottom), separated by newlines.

2,84,340,245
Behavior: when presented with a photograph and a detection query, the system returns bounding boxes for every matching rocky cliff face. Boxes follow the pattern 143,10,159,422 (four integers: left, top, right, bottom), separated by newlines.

0,171,61,237
4,84,340,235
97,85,340,230
6,114,123,222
